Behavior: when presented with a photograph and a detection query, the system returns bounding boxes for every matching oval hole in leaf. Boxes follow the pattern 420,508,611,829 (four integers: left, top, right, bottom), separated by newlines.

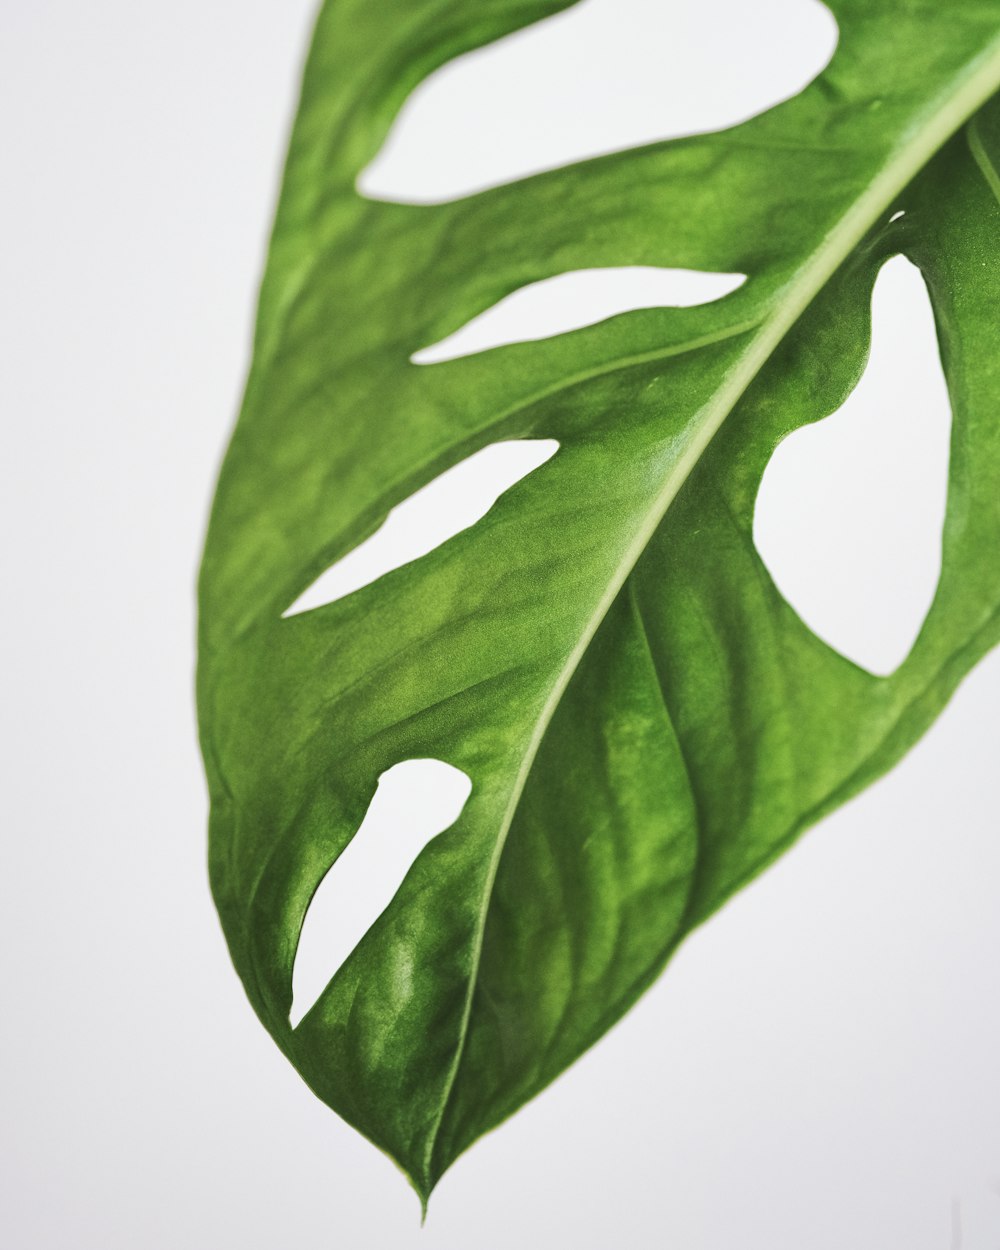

412,267,746,364
290,759,472,1028
359,0,837,203
753,255,951,677
284,439,559,616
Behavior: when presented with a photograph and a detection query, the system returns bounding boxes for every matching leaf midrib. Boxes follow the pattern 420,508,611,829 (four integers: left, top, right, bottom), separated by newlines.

420,37,1000,1192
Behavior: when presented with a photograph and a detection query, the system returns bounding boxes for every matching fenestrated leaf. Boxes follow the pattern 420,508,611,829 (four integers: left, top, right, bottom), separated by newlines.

197,0,1000,1204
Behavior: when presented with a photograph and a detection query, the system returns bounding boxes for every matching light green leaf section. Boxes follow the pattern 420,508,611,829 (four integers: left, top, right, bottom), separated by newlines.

198,0,1000,1203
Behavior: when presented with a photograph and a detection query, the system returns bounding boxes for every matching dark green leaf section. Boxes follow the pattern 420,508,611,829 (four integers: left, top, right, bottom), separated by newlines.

198,0,1000,1202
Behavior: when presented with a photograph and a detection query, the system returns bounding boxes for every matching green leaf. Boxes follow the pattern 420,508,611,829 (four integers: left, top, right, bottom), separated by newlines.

198,0,1000,1205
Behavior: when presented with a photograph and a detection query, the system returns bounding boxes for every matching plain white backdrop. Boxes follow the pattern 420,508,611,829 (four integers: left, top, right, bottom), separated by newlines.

2,2,998,1247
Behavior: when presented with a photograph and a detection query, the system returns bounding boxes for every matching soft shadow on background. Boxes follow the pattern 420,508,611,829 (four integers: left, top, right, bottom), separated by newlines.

2,2,998,1247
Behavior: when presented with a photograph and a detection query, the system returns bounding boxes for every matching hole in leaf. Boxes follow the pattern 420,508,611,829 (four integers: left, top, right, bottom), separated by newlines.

284,438,559,616
753,255,951,677
359,0,837,203
290,759,472,1028
412,267,745,364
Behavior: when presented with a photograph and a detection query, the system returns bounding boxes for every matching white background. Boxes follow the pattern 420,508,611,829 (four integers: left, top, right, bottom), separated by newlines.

2,2,999,1247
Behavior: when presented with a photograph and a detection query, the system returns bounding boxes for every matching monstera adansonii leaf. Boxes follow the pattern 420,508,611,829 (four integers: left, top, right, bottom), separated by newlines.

198,0,1000,1205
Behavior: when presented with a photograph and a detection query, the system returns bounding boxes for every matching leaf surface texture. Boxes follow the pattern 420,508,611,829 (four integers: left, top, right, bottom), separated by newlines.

198,0,1000,1202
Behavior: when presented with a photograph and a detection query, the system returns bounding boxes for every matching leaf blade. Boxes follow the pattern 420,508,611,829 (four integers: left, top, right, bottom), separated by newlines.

198,0,1000,1200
